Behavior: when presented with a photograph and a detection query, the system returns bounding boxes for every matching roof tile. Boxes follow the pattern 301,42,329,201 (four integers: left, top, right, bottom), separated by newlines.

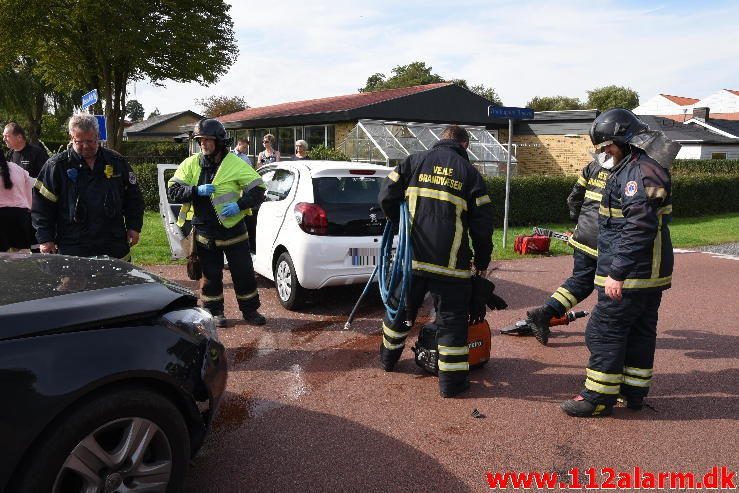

660,94,700,106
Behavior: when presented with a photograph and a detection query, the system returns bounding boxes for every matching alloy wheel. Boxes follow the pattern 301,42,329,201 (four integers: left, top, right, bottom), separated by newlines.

52,417,173,493
276,260,292,301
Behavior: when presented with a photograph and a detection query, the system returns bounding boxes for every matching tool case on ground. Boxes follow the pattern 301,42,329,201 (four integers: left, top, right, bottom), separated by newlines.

513,234,551,255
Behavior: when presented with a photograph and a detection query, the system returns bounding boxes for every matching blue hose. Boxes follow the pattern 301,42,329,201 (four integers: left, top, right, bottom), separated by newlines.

343,202,412,330
378,202,412,326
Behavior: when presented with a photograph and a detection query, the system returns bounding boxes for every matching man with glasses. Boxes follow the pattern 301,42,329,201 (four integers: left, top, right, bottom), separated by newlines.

31,113,144,261
560,108,674,418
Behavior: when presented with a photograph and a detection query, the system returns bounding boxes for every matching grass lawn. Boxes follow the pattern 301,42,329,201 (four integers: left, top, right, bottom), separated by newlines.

131,211,739,265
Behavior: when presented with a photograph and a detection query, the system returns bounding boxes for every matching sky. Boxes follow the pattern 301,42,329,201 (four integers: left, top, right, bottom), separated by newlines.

131,0,739,116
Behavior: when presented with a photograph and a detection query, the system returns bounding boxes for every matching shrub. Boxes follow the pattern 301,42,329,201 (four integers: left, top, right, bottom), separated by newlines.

484,173,739,226
308,145,350,161
672,159,739,175
131,163,160,211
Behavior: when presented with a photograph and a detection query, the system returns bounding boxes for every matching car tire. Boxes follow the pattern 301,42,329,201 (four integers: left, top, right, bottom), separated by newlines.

274,252,305,310
12,387,190,493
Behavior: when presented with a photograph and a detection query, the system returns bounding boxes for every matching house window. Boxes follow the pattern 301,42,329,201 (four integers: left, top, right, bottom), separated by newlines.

711,152,727,160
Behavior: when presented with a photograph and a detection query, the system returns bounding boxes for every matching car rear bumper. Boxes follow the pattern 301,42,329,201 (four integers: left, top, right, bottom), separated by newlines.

289,234,386,289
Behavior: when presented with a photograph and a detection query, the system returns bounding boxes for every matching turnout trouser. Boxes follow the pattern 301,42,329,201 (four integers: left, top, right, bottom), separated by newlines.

380,275,471,394
545,249,596,317
581,288,663,405
197,235,260,315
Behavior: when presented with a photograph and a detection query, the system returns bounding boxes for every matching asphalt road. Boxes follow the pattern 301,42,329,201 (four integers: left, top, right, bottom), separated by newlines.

149,249,739,492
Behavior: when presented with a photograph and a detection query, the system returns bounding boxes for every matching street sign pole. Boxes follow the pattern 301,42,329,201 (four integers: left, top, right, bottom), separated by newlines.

488,105,535,250
503,118,513,248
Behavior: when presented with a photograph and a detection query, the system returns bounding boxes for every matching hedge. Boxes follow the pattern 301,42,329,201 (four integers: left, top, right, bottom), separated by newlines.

132,162,739,220
40,140,188,165
672,159,739,175
482,174,739,226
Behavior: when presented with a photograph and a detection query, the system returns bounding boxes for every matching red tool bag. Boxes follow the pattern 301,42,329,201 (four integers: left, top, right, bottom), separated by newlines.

513,234,551,255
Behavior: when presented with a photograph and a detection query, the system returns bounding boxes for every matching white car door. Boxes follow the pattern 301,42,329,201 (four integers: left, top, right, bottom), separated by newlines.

253,166,299,278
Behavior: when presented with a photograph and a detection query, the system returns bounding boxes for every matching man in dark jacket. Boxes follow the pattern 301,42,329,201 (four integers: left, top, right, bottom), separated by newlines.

32,114,144,261
526,158,610,345
377,125,494,398
561,108,674,417
3,122,49,178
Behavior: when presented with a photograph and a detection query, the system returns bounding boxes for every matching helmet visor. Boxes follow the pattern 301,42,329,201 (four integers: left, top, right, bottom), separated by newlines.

593,139,614,153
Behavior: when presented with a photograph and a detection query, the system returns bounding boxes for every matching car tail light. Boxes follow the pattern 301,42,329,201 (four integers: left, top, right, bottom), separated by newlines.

294,202,328,235
350,169,376,175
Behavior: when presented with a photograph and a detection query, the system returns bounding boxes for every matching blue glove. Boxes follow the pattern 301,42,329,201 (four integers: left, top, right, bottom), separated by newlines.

197,184,215,196
221,202,240,217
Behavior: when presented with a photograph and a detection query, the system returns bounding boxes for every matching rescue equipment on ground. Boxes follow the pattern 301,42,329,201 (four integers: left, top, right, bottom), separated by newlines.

500,310,588,336
531,227,571,242
411,320,492,375
513,234,550,255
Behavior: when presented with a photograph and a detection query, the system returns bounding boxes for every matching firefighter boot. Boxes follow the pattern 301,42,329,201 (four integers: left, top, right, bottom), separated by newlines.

527,305,556,346
243,310,267,326
619,395,644,410
380,343,403,372
561,395,613,417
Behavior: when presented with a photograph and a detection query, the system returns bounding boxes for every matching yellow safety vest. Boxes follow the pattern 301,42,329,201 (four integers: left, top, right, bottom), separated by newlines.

169,152,263,229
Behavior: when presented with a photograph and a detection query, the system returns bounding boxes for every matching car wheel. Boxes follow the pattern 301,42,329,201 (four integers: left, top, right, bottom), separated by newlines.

274,252,305,310
13,387,190,493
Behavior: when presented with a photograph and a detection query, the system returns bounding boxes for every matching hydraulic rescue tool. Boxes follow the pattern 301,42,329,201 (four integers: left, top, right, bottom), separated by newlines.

531,227,571,242
500,310,589,336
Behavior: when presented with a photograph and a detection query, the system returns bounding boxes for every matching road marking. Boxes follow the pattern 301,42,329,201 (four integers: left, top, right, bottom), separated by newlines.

673,248,739,261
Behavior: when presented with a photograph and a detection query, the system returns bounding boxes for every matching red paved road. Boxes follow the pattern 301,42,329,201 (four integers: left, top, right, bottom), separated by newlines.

149,250,739,492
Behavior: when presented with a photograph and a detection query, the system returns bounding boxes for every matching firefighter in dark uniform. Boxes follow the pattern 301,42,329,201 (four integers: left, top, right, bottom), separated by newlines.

3,122,49,178
378,125,494,398
167,119,267,328
32,114,144,260
561,108,673,417
527,158,611,345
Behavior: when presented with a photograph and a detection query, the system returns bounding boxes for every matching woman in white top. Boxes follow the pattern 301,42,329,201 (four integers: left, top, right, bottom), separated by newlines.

0,152,34,251
257,133,280,168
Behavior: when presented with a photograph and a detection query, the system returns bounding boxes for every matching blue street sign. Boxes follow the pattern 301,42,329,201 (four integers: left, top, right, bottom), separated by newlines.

81,89,98,109
95,115,107,141
488,106,534,120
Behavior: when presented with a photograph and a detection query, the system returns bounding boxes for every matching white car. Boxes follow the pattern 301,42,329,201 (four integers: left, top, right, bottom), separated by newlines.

158,160,391,309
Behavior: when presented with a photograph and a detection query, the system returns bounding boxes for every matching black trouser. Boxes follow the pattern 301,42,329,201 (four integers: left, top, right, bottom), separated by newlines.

198,236,260,316
581,288,663,405
380,275,471,393
545,249,596,317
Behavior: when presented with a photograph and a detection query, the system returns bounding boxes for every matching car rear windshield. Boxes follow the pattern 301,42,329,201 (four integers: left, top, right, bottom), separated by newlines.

312,176,382,205
312,176,385,236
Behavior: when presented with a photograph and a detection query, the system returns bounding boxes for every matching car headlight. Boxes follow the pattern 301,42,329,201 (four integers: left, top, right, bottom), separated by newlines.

161,307,219,341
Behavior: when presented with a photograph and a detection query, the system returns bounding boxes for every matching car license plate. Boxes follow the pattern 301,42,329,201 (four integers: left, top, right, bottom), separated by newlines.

349,248,379,266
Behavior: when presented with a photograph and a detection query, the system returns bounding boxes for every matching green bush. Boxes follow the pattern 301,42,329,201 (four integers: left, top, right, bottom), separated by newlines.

672,174,739,216
308,145,350,161
484,175,576,226
672,159,739,175
484,173,739,226
132,163,160,211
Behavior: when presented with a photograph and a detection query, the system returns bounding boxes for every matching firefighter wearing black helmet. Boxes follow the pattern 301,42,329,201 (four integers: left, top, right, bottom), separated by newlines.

561,108,673,417
167,119,267,327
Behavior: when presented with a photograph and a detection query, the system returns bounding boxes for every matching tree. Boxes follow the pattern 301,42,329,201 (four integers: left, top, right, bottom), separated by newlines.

0,0,238,151
526,95,585,111
0,58,57,142
148,108,161,119
586,85,639,111
196,95,248,118
469,84,503,106
359,62,444,92
125,100,145,121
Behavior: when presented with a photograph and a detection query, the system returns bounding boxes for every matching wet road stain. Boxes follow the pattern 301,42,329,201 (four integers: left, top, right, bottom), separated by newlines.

212,393,285,430
229,346,277,366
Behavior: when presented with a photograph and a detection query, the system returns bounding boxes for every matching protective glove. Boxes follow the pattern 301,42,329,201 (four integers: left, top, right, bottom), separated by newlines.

221,202,240,217
469,276,508,324
197,184,215,196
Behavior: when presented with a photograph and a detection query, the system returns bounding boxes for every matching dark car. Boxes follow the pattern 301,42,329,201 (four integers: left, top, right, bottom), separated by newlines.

0,253,227,493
